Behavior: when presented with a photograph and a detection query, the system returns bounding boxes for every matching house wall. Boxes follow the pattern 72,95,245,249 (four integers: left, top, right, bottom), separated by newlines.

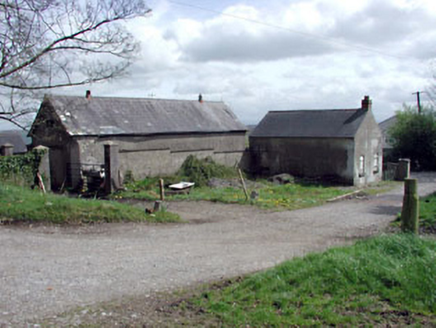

249,137,355,184
74,132,246,180
353,110,383,186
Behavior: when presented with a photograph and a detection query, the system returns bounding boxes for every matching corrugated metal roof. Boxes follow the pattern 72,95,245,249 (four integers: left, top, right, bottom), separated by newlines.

43,95,246,136
251,109,368,138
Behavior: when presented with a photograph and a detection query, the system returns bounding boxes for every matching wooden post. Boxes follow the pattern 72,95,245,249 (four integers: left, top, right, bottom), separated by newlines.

154,200,162,212
401,178,419,233
159,178,165,201
34,146,51,191
238,168,249,201
36,172,46,194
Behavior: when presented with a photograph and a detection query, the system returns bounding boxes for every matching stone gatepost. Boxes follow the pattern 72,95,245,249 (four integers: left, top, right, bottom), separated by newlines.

34,146,51,191
0,143,14,156
395,158,410,181
401,178,419,233
104,143,120,194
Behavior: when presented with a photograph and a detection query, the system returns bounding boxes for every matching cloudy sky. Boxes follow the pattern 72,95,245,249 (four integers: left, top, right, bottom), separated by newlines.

3,0,436,129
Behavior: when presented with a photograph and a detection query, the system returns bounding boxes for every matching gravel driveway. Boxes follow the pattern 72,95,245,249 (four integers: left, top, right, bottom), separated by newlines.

1,173,436,327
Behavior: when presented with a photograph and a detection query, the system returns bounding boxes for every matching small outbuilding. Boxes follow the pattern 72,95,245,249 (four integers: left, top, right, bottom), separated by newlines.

249,96,383,186
0,130,30,155
29,93,247,190
379,115,397,162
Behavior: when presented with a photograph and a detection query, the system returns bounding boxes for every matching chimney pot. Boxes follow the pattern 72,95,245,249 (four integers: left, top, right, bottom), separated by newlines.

361,95,371,111
86,90,91,100
198,93,203,103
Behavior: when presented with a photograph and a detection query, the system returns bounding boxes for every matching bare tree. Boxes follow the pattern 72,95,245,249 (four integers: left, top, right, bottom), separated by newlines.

0,0,151,129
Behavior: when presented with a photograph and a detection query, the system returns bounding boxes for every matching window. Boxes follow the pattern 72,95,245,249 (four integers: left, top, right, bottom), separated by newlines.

46,119,55,128
359,155,365,177
373,153,379,173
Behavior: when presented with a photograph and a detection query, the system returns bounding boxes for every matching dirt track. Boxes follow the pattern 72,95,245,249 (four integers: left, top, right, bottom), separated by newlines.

1,173,435,327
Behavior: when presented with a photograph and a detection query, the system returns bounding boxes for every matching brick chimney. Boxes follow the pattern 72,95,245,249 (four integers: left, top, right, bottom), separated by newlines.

361,95,372,111
86,90,91,100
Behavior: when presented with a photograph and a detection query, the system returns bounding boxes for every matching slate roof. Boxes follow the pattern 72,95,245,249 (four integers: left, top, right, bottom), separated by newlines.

0,130,29,153
379,115,397,149
379,115,397,135
40,95,246,136
251,109,368,138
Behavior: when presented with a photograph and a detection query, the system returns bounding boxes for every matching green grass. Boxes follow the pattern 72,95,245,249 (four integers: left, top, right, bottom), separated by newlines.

117,182,348,210
117,178,396,211
393,192,436,231
191,234,436,327
420,192,436,229
0,184,181,224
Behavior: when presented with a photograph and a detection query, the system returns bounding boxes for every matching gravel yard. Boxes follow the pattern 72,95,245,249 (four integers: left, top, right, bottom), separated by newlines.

1,173,435,327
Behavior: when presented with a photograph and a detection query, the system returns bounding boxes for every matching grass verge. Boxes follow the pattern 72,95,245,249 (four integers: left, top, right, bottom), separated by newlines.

191,234,436,327
37,234,436,327
0,184,181,224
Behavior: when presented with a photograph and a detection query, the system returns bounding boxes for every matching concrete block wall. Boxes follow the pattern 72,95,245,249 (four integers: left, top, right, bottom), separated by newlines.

74,132,246,180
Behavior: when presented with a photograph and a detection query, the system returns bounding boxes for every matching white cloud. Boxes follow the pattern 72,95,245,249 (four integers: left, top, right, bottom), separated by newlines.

35,0,436,130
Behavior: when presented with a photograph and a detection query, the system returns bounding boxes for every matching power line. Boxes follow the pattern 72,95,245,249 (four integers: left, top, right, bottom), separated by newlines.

167,0,414,61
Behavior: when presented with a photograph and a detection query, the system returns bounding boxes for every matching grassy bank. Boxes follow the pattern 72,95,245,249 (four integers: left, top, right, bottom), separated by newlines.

190,234,436,327
0,184,181,224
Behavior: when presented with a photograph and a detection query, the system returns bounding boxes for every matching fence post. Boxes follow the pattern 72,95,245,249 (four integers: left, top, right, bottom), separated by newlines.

104,143,120,194
401,178,419,234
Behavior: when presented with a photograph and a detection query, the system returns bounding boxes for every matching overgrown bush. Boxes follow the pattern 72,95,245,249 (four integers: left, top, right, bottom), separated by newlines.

0,148,46,185
389,105,436,170
177,155,237,187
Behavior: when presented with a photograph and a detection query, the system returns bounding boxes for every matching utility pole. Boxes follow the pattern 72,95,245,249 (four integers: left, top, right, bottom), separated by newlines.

412,91,423,113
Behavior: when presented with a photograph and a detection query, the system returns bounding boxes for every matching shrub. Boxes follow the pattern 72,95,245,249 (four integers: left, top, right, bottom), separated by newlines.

177,155,237,187
389,105,436,170
0,148,46,185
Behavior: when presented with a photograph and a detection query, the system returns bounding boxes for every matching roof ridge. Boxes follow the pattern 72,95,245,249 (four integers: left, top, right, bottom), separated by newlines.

268,108,360,113
47,94,225,104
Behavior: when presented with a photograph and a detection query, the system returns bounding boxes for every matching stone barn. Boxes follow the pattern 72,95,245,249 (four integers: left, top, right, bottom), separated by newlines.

29,93,247,191
249,96,382,186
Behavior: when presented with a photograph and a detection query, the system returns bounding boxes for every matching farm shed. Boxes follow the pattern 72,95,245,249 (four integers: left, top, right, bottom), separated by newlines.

249,96,383,186
29,93,247,191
